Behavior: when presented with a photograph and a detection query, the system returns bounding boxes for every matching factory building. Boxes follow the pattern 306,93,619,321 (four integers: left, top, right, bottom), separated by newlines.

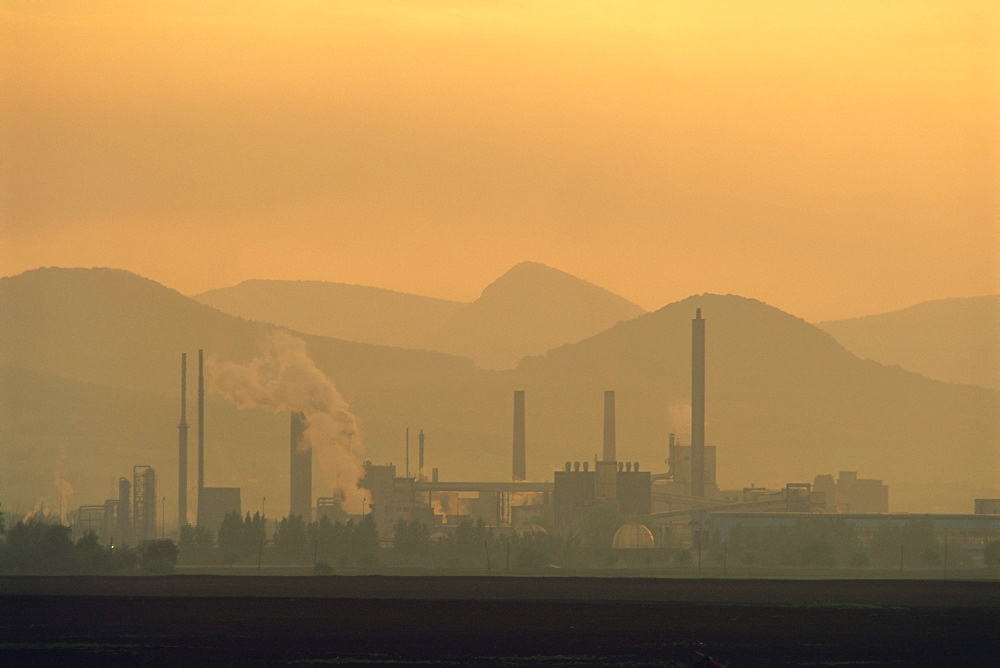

75,465,157,544
132,465,157,542
813,471,889,513
361,462,434,541
975,499,1000,514
554,460,652,528
709,511,1000,550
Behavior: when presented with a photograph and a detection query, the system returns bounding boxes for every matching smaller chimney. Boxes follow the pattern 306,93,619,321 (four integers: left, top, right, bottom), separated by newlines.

583,461,589,472
512,390,526,481
418,429,425,474
603,391,616,462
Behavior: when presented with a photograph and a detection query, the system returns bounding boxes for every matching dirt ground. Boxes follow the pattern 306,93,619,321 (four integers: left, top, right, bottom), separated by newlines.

1,576,998,666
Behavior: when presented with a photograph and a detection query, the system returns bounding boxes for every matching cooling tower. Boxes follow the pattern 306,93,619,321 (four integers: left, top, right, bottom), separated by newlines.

603,390,616,462
290,411,312,521
691,308,706,497
512,390,526,481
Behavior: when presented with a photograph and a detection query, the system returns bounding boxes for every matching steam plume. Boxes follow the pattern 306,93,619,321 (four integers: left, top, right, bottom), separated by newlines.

208,332,366,511
55,446,73,524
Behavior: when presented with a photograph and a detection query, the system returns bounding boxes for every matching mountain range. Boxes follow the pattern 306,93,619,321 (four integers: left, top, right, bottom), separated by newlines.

195,262,645,369
817,295,1000,391
1,266,997,519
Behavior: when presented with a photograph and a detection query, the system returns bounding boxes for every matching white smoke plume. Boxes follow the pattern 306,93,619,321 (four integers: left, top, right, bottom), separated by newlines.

54,446,73,525
208,332,366,512
24,499,47,522
430,498,448,524
668,402,692,435
510,491,543,507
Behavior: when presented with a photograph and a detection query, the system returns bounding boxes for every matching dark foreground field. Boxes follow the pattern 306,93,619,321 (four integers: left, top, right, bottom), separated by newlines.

2,576,998,666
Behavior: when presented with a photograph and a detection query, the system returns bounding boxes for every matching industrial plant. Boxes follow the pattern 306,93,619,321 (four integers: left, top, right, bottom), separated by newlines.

61,309,998,558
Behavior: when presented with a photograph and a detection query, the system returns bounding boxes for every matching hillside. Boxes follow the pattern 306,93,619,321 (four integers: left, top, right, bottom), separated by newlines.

194,262,647,369
2,268,997,516
0,267,474,399
425,262,646,368
817,295,1000,390
493,294,999,511
194,280,464,350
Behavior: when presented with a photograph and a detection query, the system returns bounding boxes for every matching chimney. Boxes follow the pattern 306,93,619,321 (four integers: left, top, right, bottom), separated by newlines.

290,411,312,521
197,349,205,493
512,390,526,481
603,390,616,462
691,308,706,497
178,353,189,531
418,429,425,478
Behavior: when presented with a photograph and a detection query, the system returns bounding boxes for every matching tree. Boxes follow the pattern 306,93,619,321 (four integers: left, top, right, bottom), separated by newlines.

872,518,942,569
75,532,115,574
984,540,1000,567
273,515,309,563
393,520,430,559
5,518,76,574
217,512,244,558
179,523,215,564
139,539,179,575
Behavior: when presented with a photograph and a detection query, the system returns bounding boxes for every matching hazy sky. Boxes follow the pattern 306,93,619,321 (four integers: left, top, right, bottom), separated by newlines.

2,1,996,321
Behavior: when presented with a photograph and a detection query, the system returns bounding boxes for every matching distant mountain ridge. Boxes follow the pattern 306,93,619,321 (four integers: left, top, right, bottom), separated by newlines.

817,295,1000,390
196,279,464,350
195,261,647,369
1,267,996,517
424,262,646,368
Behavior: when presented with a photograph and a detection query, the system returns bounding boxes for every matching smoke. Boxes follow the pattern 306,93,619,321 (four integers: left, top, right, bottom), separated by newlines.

54,446,73,524
668,402,692,435
430,498,448,523
510,491,543,506
208,332,366,512
24,499,47,522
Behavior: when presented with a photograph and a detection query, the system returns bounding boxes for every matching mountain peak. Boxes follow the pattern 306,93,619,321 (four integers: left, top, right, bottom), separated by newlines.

430,262,646,368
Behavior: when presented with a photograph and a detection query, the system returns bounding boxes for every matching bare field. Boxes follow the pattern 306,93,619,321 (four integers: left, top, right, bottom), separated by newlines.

2,576,998,666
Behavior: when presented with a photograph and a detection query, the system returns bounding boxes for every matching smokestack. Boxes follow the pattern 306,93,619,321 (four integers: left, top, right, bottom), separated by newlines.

512,390,526,481
418,429,425,474
691,308,706,497
290,411,312,521
198,349,205,493
178,353,189,530
603,390,616,462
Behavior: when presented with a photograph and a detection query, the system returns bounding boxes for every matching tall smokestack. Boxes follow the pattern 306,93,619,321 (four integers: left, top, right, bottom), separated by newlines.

197,349,205,493
603,390,616,462
418,429,425,473
512,390,526,481
178,353,189,530
290,411,312,521
691,308,706,497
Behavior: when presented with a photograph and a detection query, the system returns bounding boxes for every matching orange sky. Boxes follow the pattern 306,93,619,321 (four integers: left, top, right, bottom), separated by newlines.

2,1,997,321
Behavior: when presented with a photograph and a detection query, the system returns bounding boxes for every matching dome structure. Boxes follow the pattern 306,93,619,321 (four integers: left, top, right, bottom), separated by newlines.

611,522,655,549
